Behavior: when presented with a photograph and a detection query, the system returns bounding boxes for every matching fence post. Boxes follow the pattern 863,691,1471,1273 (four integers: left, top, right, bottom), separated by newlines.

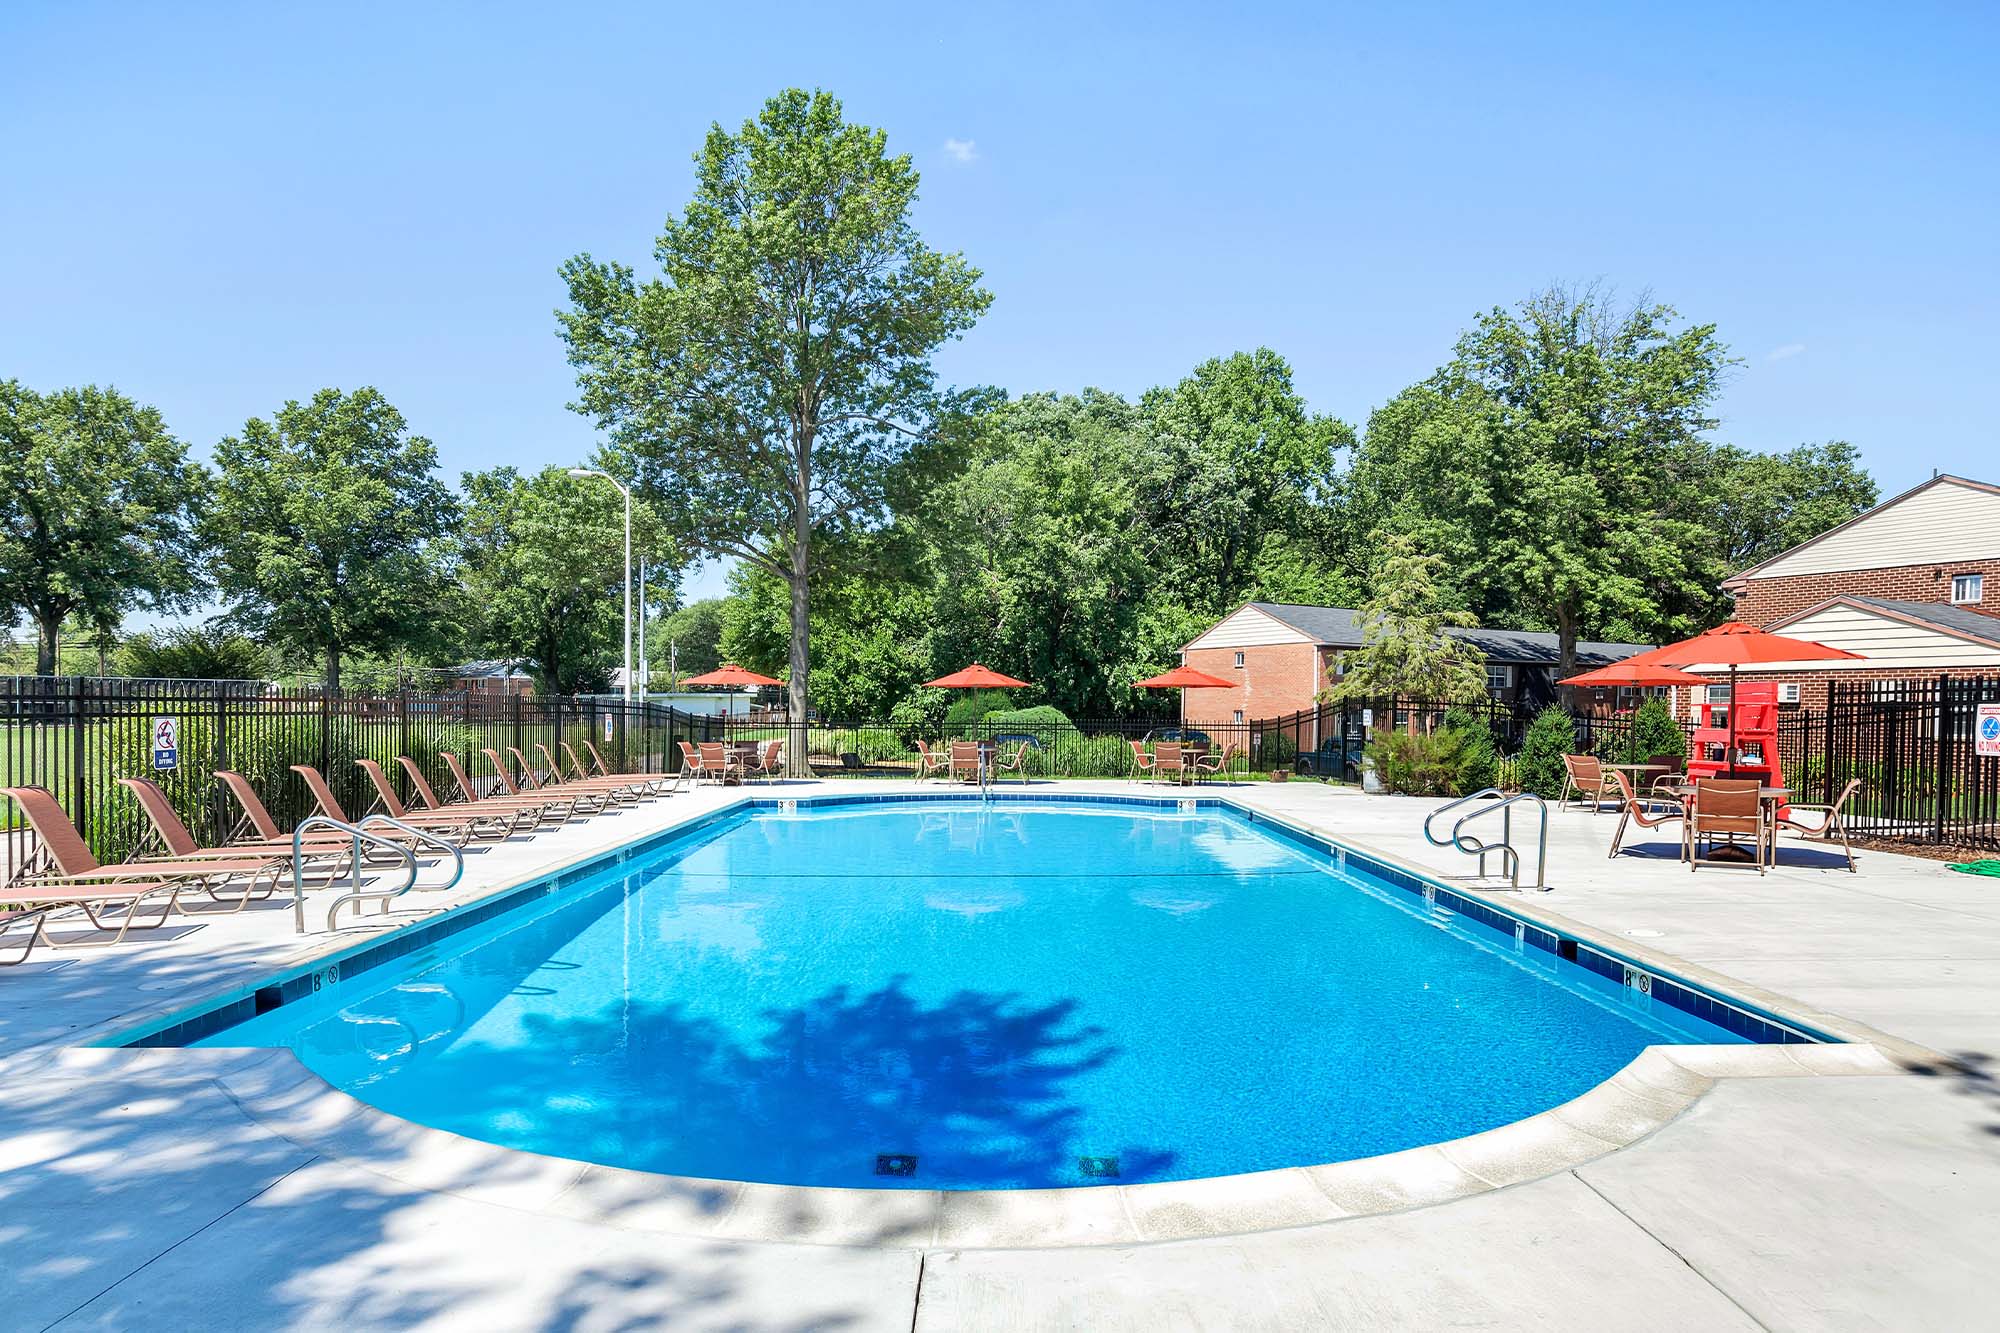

70,679,88,843
397,683,410,801
1935,680,1952,844
214,684,231,844
513,691,523,761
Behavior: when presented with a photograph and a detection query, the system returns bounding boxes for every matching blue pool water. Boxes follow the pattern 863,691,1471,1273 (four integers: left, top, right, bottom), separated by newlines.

195,799,1748,1189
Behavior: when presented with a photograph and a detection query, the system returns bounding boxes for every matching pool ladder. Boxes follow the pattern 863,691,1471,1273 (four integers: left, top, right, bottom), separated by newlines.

1423,789,1548,891
290,815,466,933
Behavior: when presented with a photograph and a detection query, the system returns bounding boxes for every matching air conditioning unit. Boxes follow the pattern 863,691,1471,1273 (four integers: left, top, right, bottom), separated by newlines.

1776,682,1802,704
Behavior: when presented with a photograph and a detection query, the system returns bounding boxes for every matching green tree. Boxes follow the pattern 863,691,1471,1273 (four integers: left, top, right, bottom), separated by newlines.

1516,705,1579,799
559,88,992,763
1351,285,1735,671
1710,440,1878,574
657,598,728,684
1325,534,1489,703
0,381,207,674
458,466,670,695
120,626,272,681
207,387,458,692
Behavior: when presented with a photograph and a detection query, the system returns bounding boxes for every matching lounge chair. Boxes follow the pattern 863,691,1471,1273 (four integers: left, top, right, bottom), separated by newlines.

2,784,288,918
487,748,613,814
1127,740,1158,782
292,764,496,844
1605,770,1688,860
948,741,982,783
354,760,530,838
568,742,674,797
1559,754,1616,813
533,744,653,802
435,753,580,824
2,787,195,961
1775,778,1863,872
117,776,357,887
915,740,950,782
1689,778,1770,873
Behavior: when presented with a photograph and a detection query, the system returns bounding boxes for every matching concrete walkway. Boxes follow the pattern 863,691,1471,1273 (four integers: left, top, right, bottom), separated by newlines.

4,779,1997,1330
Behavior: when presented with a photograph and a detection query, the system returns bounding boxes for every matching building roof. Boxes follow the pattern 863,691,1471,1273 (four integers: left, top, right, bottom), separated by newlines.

1770,595,2000,651
1235,603,1652,666
454,658,532,680
1721,473,2000,589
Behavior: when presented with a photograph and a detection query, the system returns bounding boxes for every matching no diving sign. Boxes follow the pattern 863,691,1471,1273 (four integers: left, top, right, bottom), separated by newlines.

152,717,179,771
1977,703,2000,759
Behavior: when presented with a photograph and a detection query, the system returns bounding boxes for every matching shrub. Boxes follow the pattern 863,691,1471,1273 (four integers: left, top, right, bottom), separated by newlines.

119,627,271,681
888,687,949,745
1440,707,1499,794
944,689,1013,735
1516,705,1577,799
983,704,1070,740
1367,728,1472,796
1625,697,1687,765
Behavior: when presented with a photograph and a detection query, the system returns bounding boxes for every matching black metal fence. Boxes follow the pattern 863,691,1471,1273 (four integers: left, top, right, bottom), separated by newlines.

1812,676,2000,850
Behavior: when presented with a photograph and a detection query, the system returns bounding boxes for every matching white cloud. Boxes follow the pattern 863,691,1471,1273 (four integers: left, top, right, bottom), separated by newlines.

942,137,978,165
1766,342,1807,362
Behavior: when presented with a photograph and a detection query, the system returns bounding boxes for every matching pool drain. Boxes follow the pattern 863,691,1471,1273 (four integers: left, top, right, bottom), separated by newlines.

874,1153,918,1177
1078,1156,1120,1178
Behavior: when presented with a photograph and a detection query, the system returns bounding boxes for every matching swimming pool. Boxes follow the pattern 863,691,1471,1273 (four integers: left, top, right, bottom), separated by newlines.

186,797,1780,1190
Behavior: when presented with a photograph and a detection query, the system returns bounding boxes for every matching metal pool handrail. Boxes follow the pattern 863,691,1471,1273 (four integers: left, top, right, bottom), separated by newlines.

1423,789,1549,890
288,815,464,933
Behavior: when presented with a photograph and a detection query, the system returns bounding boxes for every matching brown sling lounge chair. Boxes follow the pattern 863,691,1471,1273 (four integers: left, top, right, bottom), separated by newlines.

1775,778,1863,872
567,742,674,796
1127,740,1158,782
2,784,287,919
1605,771,1689,861
431,753,578,824
117,777,354,887
535,744,653,801
354,760,529,838
291,765,496,846
497,747,616,813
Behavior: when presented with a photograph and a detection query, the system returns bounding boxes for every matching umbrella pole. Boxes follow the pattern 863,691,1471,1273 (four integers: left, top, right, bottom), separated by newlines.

1727,664,1739,776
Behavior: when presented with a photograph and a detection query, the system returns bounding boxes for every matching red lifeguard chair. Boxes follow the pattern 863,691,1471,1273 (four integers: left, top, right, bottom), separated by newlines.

1686,678,1784,790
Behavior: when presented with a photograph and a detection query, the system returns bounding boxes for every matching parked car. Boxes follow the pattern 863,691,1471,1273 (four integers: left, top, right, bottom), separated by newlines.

1141,727,1212,748
1293,733,1365,781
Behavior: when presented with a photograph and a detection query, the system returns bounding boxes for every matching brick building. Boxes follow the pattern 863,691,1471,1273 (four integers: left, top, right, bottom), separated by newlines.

1699,473,2000,709
1177,602,1650,725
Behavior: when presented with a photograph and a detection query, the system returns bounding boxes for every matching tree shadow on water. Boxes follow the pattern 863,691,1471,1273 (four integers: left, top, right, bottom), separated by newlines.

431,976,1174,1189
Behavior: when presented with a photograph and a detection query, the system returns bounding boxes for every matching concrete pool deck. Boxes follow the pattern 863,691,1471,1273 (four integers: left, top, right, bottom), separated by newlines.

4,779,1998,1329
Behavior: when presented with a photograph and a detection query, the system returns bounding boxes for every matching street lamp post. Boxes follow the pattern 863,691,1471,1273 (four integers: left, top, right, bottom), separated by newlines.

568,468,632,706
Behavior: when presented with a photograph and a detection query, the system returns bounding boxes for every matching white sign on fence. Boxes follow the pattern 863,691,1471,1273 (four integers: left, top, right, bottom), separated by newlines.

1977,703,2000,758
152,716,179,771
604,713,615,742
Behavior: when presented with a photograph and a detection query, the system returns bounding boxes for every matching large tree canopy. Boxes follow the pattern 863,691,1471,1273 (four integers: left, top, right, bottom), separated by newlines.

207,387,457,691
0,380,207,674
559,88,992,758
458,465,671,695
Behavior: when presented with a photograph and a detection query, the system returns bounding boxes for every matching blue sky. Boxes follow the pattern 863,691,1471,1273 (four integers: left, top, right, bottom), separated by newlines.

4,2,1995,614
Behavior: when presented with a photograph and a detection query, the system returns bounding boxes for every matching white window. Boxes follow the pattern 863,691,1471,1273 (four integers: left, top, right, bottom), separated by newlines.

1952,573,1983,604
1871,678,1909,701
1232,709,1244,724
1233,651,1245,669
1706,684,1732,704
1485,663,1513,693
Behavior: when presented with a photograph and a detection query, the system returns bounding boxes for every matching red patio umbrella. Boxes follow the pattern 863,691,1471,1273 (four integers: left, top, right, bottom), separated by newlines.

680,663,784,721
1132,665,1236,690
1636,622,1863,774
680,663,784,688
1559,661,1711,689
923,663,1030,690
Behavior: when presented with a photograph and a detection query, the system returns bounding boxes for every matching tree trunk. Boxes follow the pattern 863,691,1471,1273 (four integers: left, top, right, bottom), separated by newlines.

1555,605,1578,684
325,643,342,695
35,609,59,676
787,427,813,777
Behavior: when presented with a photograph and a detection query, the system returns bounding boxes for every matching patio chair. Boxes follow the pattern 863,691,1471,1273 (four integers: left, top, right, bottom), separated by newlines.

915,740,950,781
1605,771,1688,861
1127,739,1158,782
1559,754,1616,813
948,741,982,783
1,784,286,922
503,746,615,811
1775,778,1863,872
739,740,784,783
990,738,1036,783
1192,743,1238,784
1646,753,1687,796
698,742,745,786
675,740,714,789
1689,778,1770,873
1154,742,1187,786
293,764,492,844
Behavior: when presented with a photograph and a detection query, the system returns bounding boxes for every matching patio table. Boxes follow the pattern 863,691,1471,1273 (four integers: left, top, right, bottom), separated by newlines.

1662,784,1789,865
